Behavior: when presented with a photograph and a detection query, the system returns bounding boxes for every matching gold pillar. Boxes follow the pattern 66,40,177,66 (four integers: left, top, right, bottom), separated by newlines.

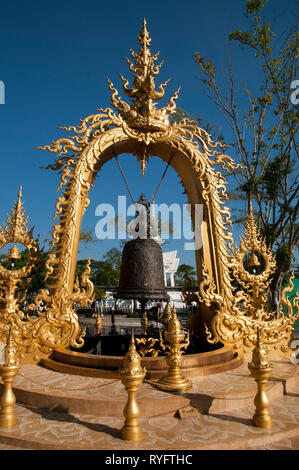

248,328,273,429
96,309,102,334
119,331,146,441
0,328,20,428
141,312,149,336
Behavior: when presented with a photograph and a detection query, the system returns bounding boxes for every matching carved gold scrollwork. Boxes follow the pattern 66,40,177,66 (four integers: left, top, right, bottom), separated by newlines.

205,207,299,356
0,21,253,363
0,188,92,359
135,337,160,357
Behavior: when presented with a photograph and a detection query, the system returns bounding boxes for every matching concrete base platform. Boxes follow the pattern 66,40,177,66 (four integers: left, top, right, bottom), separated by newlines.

0,358,298,450
41,345,243,379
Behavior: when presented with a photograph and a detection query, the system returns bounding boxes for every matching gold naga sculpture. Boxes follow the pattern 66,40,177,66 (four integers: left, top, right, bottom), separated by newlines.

204,206,299,357
0,187,91,362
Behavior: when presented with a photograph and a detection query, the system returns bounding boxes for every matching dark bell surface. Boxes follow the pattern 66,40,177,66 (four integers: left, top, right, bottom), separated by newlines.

115,238,170,301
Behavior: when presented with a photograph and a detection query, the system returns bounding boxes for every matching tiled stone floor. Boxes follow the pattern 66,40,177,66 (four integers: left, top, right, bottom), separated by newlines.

0,388,298,450
0,359,297,450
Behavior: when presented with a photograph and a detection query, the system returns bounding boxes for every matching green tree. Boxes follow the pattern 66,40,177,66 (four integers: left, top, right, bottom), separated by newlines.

103,247,122,280
174,263,197,286
79,230,95,245
193,0,298,311
0,248,48,301
76,247,123,300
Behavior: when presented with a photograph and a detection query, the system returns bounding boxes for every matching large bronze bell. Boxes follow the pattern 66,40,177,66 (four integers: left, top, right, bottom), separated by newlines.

115,194,169,307
116,237,169,302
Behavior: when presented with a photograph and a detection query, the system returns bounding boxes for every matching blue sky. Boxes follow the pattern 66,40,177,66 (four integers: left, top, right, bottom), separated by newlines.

0,0,297,268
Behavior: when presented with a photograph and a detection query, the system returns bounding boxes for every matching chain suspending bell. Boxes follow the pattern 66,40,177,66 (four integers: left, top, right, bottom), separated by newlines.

115,193,169,317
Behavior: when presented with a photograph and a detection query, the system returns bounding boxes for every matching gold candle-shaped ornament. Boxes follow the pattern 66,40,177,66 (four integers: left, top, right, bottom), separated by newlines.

248,328,273,429
0,327,20,428
119,330,146,441
157,305,192,392
96,309,102,334
141,312,149,336
160,301,172,328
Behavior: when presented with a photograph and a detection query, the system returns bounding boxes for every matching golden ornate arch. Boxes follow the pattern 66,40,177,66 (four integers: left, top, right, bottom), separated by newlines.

3,19,296,362
35,20,239,346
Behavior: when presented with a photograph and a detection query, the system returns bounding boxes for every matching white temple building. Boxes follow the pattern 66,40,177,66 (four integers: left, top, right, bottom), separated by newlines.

162,250,179,287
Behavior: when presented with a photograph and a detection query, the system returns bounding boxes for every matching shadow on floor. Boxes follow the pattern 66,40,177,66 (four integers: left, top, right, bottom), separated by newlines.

145,381,216,415
184,393,214,415
208,413,253,427
27,405,121,439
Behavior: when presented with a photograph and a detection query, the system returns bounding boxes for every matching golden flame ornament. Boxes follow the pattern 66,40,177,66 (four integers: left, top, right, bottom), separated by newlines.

119,330,146,441
135,336,159,357
95,309,102,334
160,300,172,328
157,305,191,392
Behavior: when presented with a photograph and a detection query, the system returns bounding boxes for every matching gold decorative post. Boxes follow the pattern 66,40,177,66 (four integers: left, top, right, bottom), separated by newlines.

141,312,149,336
248,328,273,429
157,305,192,392
96,309,102,334
160,301,172,328
119,330,146,441
0,328,20,428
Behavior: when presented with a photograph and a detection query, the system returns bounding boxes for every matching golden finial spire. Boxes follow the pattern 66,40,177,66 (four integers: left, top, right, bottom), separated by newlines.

138,18,151,57
4,186,29,243
120,329,145,376
106,19,180,174
249,327,271,369
11,186,23,252
4,327,19,366
96,308,102,334
122,18,168,104
18,185,22,200
108,19,179,128
161,300,172,326
119,328,146,441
